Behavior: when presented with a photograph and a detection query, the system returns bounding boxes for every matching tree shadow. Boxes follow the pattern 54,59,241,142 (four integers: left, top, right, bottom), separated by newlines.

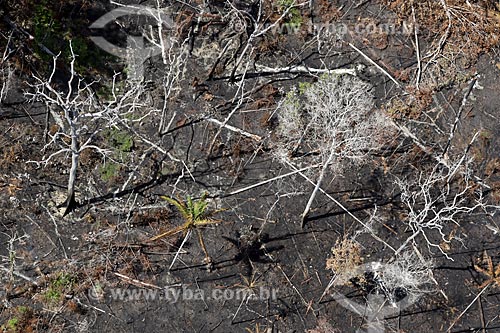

216,226,285,277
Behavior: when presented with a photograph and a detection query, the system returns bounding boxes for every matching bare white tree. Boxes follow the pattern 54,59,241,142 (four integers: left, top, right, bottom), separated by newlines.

26,43,111,215
25,40,192,216
380,249,435,305
394,152,498,260
276,74,394,225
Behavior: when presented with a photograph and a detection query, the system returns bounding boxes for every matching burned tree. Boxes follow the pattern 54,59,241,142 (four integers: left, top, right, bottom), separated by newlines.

27,43,110,215
275,73,393,226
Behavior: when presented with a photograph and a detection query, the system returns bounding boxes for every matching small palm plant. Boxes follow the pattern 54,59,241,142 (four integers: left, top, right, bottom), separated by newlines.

149,193,222,269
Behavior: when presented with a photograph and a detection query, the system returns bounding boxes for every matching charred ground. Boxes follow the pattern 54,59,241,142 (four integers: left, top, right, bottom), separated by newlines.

1,1,500,332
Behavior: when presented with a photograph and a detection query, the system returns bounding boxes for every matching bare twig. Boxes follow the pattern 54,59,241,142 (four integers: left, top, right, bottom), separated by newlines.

412,4,422,89
226,164,321,196
113,272,162,289
44,206,68,259
169,230,192,270
0,266,39,286
442,75,478,156
348,42,400,87
254,64,358,76
447,284,490,332
206,118,262,141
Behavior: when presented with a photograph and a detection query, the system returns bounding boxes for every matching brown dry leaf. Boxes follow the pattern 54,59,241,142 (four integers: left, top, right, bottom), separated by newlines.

202,92,214,101
7,178,22,195
474,251,500,289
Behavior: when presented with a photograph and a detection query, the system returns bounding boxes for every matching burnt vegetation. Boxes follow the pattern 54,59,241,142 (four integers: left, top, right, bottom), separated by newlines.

1,0,500,332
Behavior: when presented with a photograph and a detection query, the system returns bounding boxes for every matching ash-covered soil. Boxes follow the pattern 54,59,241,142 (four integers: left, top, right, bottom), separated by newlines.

1,1,500,332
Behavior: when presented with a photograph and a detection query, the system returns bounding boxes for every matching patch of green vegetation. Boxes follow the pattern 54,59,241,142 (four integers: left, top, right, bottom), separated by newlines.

44,273,76,303
284,89,301,108
106,128,134,154
277,0,295,7
100,162,120,182
16,306,29,314
33,2,59,36
298,81,312,94
44,289,62,302
92,283,104,297
0,306,34,333
5,318,18,330
99,128,133,182
319,72,338,80
96,78,137,103
96,80,126,101
285,10,303,29
277,0,303,29
64,36,97,73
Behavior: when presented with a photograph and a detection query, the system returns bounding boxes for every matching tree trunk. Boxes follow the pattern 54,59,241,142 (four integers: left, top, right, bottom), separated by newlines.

63,111,79,216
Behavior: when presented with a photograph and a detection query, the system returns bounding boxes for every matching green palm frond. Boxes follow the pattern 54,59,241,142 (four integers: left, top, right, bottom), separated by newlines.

186,195,194,217
193,199,208,221
161,195,190,220
151,193,219,241
151,193,223,268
